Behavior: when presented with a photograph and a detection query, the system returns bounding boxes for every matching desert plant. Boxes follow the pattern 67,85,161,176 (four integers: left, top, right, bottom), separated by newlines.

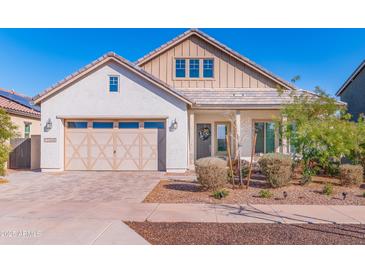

322,183,333,196
339,164,364,186
258,153,293,188
232,159,249,178
195,157,228,190
212,188,229,199
258,189,273,198
0,109,17,177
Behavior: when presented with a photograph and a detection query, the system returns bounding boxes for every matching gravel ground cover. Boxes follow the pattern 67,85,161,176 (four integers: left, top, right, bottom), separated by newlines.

144,173,365,205
126,222,365,245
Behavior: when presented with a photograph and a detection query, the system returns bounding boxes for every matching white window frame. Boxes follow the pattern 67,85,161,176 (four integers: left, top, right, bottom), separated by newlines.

108,75,120,93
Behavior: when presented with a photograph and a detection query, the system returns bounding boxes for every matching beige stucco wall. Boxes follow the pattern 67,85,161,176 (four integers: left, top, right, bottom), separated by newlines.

190,109,282,161
10,114,41,138
239,109,281,159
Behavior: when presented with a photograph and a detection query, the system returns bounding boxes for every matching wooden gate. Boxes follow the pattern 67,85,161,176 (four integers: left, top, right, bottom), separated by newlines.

9,138,31,169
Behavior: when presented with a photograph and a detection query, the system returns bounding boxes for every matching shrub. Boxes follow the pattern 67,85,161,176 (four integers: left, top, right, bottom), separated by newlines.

258,189,273,198
195,157,228,190
258,153,293,188
322,183,333,196
212,189,229,200
232,159,249,178
363,192,365,198
339,164,364,186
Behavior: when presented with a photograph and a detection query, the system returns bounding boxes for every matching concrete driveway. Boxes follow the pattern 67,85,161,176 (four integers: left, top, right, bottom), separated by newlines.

0,171,163,244
2,171,162,202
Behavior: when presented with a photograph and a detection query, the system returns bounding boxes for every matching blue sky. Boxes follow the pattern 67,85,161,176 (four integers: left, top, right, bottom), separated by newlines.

0,28,364,97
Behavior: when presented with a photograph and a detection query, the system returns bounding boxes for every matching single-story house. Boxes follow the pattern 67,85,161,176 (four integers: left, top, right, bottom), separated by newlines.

0,88,41,137
33,29,311,172
336,60,365,121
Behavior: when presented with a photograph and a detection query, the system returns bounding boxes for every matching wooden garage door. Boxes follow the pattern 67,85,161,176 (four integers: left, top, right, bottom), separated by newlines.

65,121,163,171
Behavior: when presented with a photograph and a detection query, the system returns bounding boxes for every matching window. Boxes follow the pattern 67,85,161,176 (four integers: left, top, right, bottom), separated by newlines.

189,59,200,78
67,121,88,128
119,122,139,129
109,76,119,92
93,122,114,128
175,59,186,78
24,123,31,138
216,123,229,153
203,59,214,78
144,121,165,129
254,122,276,154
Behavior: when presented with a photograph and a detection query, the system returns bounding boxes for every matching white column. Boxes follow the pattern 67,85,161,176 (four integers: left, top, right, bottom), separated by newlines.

188,111,195,169
281,116,288,154
235,110,241,159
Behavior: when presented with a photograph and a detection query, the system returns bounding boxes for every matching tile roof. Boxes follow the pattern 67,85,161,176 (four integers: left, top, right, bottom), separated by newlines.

176,88,334,108
0,89,41,119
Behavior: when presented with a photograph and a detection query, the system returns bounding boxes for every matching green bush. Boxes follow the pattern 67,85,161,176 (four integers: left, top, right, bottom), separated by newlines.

258,189,273,198
322,183,333,196
195,157,228,190
339,164,364,186
362,192,365,198
212,189,229,199
258,153,293,188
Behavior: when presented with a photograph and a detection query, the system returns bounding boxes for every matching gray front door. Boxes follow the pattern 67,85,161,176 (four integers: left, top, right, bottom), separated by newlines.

196,123,212,159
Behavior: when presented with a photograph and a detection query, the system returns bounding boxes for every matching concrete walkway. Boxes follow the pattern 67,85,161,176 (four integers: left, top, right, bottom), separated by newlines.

122,203,365,225
1,201,365,244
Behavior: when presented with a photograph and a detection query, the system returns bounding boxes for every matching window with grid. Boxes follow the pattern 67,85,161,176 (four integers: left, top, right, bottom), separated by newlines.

175,59,186,78
203,59,214,78
109,76,119,92
189,59,200,78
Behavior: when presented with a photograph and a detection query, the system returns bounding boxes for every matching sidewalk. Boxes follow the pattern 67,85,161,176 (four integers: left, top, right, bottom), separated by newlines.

123,203,365,224
1,201,365,244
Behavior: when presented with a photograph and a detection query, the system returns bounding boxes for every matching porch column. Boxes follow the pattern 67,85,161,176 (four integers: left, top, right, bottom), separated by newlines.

188,111,195,169
235,110,241,159
281,115,288,154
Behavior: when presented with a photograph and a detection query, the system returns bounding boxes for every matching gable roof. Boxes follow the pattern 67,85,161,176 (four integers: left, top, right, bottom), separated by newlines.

33,52,192,105
136,29,295,90
0,88,40,119
336,60,365,96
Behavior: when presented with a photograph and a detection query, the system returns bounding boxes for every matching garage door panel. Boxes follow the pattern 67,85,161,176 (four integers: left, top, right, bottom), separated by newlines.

65,121,163,171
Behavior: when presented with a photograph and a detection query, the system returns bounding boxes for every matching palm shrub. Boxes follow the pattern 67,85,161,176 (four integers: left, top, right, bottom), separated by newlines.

339,164,363,186
258,153,293,188
195,157,228,190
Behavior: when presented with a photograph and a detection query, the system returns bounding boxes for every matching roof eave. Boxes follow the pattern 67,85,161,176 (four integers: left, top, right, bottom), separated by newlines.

336,60,365,96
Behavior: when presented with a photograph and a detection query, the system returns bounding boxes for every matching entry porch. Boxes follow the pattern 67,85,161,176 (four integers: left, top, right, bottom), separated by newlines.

187,109,289,168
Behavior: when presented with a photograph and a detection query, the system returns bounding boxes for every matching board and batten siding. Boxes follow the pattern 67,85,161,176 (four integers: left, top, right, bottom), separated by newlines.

141,35,279,89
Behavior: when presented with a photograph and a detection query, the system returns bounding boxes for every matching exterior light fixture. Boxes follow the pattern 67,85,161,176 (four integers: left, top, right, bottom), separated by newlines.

45,118,52,131
171,118,178,130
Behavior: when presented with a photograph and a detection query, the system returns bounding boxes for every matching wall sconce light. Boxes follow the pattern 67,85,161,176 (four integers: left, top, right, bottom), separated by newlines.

45,118,52,131
171,118,178,130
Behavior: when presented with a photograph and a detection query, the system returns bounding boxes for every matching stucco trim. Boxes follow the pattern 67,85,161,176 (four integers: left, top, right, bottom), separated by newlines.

33,52,192,106
136,29,295,90
56,115,169,119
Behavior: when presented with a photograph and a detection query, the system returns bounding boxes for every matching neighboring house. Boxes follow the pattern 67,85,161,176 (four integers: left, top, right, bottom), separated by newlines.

336,60,365,121
0,88,41,138
33,29,312,172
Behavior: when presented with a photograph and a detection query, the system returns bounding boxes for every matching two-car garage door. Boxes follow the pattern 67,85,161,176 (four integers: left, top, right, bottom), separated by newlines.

64,120,166,171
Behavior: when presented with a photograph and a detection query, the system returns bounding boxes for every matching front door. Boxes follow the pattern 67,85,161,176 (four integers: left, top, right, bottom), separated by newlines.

196,123,212,159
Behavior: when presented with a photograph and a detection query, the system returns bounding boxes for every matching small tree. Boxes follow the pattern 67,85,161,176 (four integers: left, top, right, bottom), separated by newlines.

0,109,17,176
278,86,354,183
